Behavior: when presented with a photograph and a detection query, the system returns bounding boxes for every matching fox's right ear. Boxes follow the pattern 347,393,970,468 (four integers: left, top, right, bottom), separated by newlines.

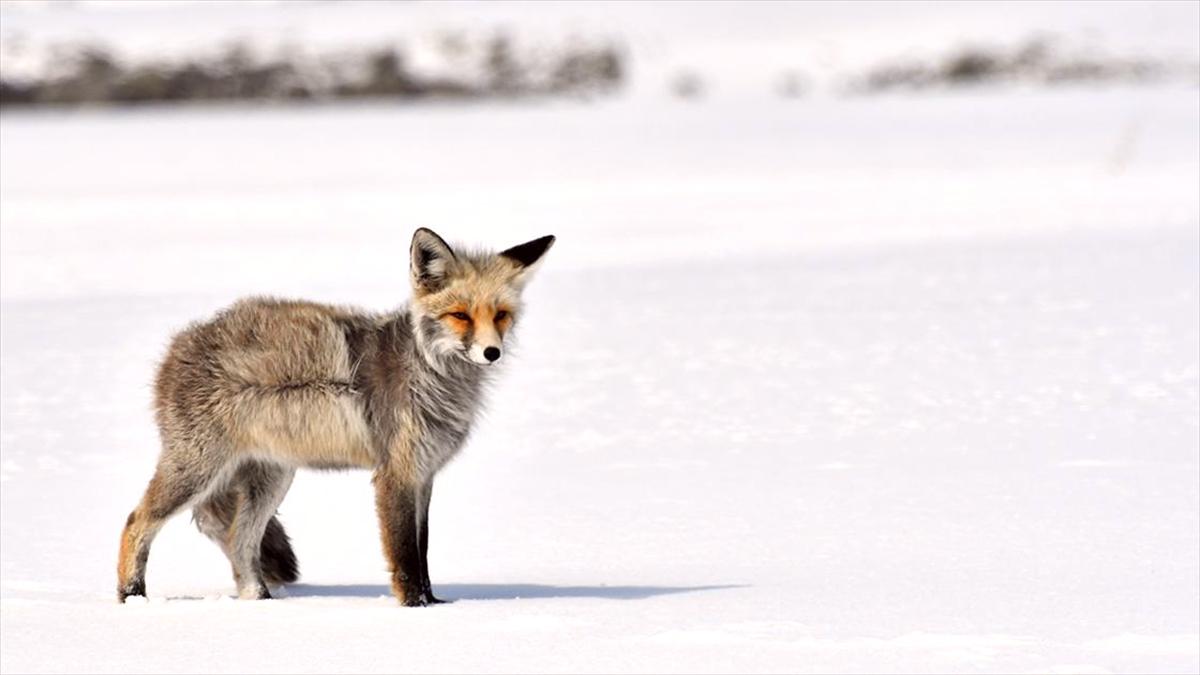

410,228,457,294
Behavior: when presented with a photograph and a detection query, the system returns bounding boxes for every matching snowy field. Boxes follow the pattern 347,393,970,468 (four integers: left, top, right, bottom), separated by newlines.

2,3,1199,674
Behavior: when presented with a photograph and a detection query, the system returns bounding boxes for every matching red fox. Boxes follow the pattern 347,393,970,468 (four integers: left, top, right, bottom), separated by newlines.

117,228,554,606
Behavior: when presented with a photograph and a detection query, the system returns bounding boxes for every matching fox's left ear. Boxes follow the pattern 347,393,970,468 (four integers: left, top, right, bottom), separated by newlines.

500,235,555,283
411,227,458,295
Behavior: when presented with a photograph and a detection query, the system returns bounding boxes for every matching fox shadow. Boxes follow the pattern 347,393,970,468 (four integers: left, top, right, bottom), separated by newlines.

284,582,744,601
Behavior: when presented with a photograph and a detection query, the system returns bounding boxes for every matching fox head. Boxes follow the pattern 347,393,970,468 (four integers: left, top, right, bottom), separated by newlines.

409,228,555,366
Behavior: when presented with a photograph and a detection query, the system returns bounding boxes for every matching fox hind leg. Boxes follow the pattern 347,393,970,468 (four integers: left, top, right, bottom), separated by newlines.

194,474,299,588
226,461,295,599
193,488,237,572
117,446,232,602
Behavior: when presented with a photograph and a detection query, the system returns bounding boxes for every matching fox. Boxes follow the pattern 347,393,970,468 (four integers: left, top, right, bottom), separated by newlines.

116,228,554,606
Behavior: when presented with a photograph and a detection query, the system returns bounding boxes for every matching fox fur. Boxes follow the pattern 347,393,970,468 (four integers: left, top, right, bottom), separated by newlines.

117,228,554,606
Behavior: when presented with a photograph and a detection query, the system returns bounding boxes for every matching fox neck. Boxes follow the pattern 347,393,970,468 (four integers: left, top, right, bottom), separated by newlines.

401,306,492,464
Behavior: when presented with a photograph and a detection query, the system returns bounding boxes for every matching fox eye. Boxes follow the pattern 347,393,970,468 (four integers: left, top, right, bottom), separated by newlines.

494,310,509,321
449,312,471,321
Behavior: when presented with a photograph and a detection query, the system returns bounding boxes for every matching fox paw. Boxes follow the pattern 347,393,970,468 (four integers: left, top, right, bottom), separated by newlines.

117,580,146,603
401,591,449,607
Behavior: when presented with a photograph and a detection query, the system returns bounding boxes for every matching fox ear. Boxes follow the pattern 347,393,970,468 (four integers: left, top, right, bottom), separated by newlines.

500,235,555,281
411,228,457,294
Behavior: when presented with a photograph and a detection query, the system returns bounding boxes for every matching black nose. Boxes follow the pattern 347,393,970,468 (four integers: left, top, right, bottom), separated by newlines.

483,347,501,362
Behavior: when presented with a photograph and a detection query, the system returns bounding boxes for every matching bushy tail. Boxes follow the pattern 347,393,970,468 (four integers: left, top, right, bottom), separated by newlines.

260,515,299,585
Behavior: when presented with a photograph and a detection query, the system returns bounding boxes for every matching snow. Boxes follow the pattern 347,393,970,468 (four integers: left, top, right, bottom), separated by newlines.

2,3,1199,674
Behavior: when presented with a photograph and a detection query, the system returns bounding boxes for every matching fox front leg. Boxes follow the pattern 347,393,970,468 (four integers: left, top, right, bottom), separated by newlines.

417,480,447,604
373,468,431,606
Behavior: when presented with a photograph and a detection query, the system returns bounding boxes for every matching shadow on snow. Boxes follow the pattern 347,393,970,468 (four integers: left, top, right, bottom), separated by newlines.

283,582,745,601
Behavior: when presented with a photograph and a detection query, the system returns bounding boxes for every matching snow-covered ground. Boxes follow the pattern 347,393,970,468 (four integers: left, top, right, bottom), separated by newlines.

2,3,1199,674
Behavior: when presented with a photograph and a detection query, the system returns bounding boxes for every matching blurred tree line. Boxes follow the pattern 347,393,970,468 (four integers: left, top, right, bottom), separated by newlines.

849,38,1195,93
0,34,624,107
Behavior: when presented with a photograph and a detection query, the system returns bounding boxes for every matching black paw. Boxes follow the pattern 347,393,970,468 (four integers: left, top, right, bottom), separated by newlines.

401,590,450,606
117,580,146,603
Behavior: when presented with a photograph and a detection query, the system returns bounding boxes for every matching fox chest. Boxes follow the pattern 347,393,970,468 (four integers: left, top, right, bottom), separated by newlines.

405,381,484,478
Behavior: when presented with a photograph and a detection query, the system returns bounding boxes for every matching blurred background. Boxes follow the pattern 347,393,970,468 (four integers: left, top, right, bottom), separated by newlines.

1,0,1198,296
1,2,1198,674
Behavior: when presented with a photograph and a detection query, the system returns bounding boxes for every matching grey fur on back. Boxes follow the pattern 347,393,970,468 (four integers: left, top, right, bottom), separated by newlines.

155,296,490,477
